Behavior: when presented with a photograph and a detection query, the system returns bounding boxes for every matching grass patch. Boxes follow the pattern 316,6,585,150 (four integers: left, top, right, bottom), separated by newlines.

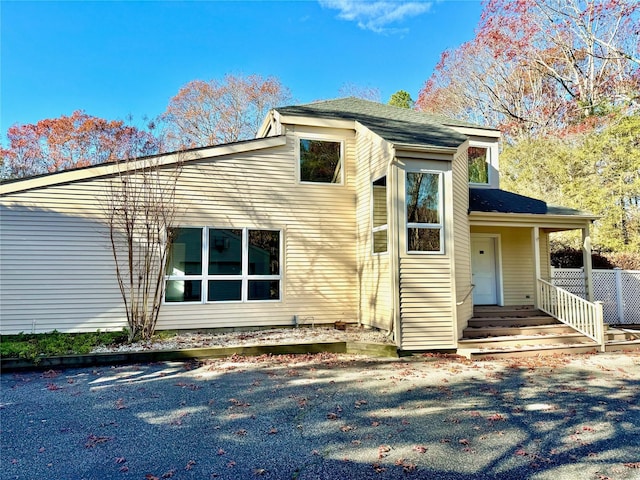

0,330,130,362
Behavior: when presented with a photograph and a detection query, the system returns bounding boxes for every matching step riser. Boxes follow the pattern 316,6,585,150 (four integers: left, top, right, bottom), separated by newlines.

472,309,544,318
605,332,640,341
458,334,588,349
459,344,600,360
463,325,576,338
606,342,640,353
468,317,558,328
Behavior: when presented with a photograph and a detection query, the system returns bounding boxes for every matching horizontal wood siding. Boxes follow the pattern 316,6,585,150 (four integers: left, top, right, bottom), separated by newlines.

452,147,472,339
1,198,126,334
399,256,455,349
354,128,392,331
1,130,359,334
396,157,456,350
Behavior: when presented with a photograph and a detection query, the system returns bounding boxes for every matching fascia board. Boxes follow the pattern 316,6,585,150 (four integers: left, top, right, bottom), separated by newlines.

448,126,501,138
276,114,355,130
393,143,458,155
1,136,287,195
256,109,275,138
469,211,598,228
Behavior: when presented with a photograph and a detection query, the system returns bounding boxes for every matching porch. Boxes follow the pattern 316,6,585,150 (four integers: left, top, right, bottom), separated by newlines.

464,189,639,357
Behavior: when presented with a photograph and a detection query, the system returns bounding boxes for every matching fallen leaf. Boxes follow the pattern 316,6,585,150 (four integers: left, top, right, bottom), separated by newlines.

85,434,112,448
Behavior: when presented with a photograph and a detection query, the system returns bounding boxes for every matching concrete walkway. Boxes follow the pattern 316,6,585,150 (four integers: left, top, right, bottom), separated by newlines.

1,352,639,479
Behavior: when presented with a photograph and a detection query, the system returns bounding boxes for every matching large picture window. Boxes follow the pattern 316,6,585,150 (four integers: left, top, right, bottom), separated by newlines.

299,139,342,184
372,176,387,254
165,227,281,303
406,171,443,253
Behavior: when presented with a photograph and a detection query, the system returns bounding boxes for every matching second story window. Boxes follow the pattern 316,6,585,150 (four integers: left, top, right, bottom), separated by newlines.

468,146,489,184
299,139,342,184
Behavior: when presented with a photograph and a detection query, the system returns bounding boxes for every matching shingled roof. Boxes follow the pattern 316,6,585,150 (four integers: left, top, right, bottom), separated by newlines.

469,188,591,217
275,97,490,150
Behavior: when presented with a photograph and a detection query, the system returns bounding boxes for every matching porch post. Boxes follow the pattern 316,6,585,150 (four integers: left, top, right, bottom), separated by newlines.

582,224,594,302
532,226,541,307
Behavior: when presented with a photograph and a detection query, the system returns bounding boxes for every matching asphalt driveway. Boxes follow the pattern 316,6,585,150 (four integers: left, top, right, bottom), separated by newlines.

1,352,639,479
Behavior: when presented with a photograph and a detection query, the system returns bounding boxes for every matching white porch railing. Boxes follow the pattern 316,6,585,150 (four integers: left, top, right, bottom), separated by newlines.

537,278,605,351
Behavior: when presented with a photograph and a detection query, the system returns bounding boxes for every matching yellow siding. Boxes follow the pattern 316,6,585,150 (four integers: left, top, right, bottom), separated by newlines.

452,146,472,339
395,157,456,350
354,128,393,331
398,257,455,349
471,226,535,306
1,131,359,334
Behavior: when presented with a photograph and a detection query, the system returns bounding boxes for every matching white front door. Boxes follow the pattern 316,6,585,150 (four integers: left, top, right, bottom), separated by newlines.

471,236,499,305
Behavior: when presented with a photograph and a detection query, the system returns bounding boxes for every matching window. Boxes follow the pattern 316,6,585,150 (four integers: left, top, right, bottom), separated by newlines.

372,176,387,253
299,139,342,183
468,146,489,184
406,171,443,253
165,228,281,303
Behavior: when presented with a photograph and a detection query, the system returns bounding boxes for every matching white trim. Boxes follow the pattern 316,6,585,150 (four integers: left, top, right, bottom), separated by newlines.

371,175,388,255
532,227,541,306
467,139,499,189
1,136,288,196
295,134,345,186
470,233,504,306
469,212,597,229
277,114,355,131
164,226,283,304
448,126,501,138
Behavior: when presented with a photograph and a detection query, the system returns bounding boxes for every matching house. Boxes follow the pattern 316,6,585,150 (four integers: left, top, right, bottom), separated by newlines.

0,98,606,353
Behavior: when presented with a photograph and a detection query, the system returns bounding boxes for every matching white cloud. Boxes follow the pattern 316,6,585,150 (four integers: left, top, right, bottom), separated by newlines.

319,1,433,33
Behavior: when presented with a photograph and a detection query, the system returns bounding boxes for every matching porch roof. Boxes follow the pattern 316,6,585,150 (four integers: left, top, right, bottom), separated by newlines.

469,188,548,214
469,188,597,229
469,188,592,216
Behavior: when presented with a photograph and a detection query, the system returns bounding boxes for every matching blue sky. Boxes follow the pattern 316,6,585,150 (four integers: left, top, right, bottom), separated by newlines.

1,1,483,134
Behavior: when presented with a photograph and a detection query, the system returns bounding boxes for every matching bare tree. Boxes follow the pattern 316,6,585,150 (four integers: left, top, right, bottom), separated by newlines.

163,74,292,149
103,155,182,341
338,82,382,102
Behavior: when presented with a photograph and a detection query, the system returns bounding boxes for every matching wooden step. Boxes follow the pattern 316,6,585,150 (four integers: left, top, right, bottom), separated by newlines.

468,316,560,328
605,328,640,342
458,332,589,350
604,328,640,352
458,342,600,360
472,306,542,317
463,323,576,339
605,340,640,353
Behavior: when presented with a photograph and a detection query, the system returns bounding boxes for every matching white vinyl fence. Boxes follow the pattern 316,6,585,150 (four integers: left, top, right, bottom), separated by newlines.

551,268,640,325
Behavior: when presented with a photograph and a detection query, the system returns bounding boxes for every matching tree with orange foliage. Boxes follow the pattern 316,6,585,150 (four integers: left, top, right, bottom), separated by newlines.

163,74,291,149
416,0,640,140
1,111,158,179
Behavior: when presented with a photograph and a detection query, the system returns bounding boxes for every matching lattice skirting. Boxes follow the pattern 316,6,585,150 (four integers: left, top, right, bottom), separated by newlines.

551,268,640,324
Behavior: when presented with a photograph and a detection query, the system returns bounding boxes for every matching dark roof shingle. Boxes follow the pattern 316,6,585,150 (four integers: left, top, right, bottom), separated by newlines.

469,188,590,216
469,188,548,214
275,97,487,150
